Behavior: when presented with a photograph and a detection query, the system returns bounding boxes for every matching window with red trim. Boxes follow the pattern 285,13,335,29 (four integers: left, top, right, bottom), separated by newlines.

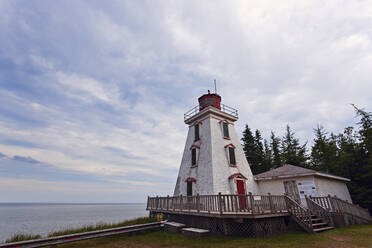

229,147,236,165
194,124,200,141
191,148,197,166
223,122,229,138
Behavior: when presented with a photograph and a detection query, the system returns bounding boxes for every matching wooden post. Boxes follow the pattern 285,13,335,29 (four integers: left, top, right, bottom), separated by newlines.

249,192,254,214
268,193,274,213
333,195,339,211
218,192,223,215
328,194,334,211
166,195,169,210
197,194,200,213
180,194,183,211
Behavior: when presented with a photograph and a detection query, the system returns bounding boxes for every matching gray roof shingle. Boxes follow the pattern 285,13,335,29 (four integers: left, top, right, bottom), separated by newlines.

254,164,350,182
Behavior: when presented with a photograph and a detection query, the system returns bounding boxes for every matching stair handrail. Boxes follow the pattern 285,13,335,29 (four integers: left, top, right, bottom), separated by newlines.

329,196,372,222
284,195,313,233
306,196,334,227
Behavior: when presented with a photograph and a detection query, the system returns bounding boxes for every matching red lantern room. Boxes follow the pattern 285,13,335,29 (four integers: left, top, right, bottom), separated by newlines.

198,91,221,111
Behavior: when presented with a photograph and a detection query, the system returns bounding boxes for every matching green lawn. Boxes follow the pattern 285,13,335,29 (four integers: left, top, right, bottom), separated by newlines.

59,224,372,248
5,217,157,243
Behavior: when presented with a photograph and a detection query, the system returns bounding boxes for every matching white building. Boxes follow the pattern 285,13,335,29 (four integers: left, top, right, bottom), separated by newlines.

255,164,352,205
173,92,259,196
173,93,352,206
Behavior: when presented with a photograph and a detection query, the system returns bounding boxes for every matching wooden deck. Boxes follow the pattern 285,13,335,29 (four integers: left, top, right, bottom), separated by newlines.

147,194,371,235
147,193,289,219
147,208,289,219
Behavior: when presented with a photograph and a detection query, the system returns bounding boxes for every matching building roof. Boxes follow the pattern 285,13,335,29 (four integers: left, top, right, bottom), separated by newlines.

254,164,350,182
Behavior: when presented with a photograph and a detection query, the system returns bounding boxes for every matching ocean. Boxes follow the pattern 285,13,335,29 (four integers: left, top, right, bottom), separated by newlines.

0,203,148,242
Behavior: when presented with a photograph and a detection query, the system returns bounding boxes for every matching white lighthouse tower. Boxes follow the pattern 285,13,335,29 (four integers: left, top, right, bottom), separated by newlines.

174,92,259,197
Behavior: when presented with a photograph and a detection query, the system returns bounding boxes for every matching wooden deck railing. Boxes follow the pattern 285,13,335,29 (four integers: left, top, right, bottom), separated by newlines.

147,193,288,215
306,196,334,227
285,195,314,233
310,195,371,221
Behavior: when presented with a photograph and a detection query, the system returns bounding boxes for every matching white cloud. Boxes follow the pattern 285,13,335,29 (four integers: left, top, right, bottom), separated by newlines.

56,72,121,104
1,0,372,202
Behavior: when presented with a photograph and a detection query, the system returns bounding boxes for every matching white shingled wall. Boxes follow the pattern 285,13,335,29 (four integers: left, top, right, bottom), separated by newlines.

257,176,315,206
173,117,213,196
173,110,259,196
210,116,259,194
257,175,352,206
314,177,352,203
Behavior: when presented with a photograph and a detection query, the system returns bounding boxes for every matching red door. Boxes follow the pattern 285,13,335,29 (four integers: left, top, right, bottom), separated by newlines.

236,180,247,209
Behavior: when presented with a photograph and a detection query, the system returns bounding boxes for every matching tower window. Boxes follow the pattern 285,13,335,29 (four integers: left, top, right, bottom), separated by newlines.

194,124,199,141
191,148,197,166
229,147,236,165
223,122,229,138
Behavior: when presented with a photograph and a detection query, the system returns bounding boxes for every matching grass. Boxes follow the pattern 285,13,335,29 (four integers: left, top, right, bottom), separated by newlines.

47,217,156,236
4,234,42,243
57,224,372,248
5,221,372,247
4,217,156,243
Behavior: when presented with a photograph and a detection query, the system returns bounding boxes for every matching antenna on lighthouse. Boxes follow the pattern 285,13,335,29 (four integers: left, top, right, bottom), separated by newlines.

214,79,217,93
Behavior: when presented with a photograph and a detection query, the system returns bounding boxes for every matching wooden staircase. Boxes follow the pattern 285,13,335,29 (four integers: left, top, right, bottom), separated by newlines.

309,215,334,233
285,196,334,233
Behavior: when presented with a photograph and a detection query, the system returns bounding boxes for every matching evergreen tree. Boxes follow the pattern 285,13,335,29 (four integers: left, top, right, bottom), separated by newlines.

353,105,372,164
240,124,266,174
263,139,273,171
326,132,340,175
241,124,258,173
337,126,359,179
310,125,329,172
351,105,372,211
254,129,265,173
281,125,308,167
270,131,282,168
310,125,340,174
240,106,372,211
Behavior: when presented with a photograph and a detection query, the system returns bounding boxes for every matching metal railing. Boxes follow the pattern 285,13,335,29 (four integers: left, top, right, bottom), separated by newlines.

0,222,164,248
147,193,288,215
184,104,238,121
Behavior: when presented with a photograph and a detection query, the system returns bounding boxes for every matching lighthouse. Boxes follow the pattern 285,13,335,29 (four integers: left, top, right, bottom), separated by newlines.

173,92,259,197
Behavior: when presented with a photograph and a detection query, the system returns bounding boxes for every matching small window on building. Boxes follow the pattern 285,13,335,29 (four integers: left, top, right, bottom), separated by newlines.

191,148,197,166
229,147,236,165
194,124,199,141
223,122,229,138
187,181,193,196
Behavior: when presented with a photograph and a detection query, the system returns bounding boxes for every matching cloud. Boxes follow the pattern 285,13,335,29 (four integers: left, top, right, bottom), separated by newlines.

0,0,371,202
55,71,121,105
12,155,40,164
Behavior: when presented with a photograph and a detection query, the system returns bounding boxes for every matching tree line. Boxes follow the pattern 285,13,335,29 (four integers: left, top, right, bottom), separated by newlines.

241,105,372,212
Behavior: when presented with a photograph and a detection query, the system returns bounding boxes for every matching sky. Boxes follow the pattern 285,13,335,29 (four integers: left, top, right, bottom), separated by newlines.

1,0,372,203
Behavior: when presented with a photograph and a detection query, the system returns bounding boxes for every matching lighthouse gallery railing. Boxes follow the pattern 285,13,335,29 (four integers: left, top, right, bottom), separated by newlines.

147,193,288,215
184,104,238,121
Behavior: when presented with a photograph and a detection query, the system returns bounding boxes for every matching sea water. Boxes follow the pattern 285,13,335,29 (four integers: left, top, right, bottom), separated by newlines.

0,203,147,242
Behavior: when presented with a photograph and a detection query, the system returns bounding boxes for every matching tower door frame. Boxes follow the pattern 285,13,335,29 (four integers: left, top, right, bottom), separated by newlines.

236,179,247,209
187,181,193,196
